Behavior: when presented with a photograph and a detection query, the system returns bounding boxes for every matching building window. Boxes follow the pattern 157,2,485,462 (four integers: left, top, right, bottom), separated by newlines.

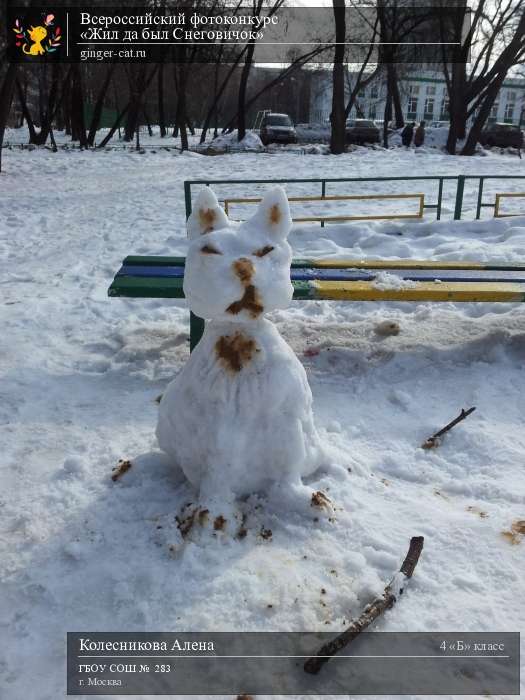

407,97,418,120
370,84,379,99
440,98,450,120
489,102,499,123
368,104,376,119
409,84,420,95
424,97,434,120
504,102,515,123
426,85,436,95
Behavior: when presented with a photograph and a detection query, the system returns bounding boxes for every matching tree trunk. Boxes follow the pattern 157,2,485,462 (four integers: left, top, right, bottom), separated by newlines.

0,64,18,173
143,105,153,136
446,63,467,153
388,64,404,128
200,51,246,144
158,62,166,138
96,63,157,148
383,89,392,148
237,40,256,141
461,79,503,155
29,62,60,145
16,77,37,142
38,65,47,127
124,99,140,142
62,74,71,136
70,65,87,147
97,102,130,148
17,74,28,127
176,95,188,150
124,66,147,141
87,65,115,146
330,0,346,154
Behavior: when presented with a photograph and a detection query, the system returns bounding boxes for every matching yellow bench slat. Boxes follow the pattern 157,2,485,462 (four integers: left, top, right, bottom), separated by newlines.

312,280,525,303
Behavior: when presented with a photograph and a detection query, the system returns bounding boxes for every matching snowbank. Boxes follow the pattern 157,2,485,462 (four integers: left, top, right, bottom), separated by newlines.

205,129,264,152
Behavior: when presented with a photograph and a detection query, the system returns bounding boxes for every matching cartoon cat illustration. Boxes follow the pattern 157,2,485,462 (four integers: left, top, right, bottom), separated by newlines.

157,187,324,506
23,26,47,56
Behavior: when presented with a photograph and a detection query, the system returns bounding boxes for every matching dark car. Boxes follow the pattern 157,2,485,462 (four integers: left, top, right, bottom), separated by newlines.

260,113,297,145
479,123,524,149
345,119,380,145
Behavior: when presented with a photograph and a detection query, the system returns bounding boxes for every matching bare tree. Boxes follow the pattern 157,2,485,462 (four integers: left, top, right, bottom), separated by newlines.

330,0,347,154
237,0,285,141
441,0,525,154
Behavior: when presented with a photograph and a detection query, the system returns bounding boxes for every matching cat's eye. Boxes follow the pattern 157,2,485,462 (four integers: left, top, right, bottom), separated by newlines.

253,245,274,258
201,244,222,255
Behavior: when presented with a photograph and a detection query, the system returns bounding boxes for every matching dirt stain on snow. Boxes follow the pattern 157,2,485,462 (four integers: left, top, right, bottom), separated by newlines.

501,519,525,545
111,459,132,482
467,506,488,519
311,490,332,510
216,331,258,372
176,506,198,537
214,515,227,531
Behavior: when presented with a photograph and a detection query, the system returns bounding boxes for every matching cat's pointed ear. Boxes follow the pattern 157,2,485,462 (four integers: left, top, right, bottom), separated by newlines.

248,186,292,240
187,187,230,239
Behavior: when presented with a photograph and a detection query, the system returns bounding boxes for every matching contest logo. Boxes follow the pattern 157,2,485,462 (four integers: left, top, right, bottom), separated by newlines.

12,13,62,56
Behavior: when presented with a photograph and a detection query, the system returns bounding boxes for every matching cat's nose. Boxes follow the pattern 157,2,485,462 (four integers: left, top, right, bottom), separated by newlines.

232,258,254,285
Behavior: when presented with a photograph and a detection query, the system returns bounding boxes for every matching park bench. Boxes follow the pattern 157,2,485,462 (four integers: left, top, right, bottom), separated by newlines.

108,177,525,348
108,255,525,349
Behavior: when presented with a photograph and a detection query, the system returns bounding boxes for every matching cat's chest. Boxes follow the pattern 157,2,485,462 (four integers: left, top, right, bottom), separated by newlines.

213,329,261,373
184,321,293,391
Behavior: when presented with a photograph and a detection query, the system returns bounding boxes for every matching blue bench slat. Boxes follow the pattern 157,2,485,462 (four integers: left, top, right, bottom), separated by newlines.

118,265,185,278
116,264,525,284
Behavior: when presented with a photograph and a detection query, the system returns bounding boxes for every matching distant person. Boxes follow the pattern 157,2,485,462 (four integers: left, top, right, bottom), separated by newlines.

401,122,415,147
414,121,426,148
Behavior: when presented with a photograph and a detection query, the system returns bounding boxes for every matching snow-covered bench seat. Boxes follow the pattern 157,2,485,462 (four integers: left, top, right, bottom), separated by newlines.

108,255,525,346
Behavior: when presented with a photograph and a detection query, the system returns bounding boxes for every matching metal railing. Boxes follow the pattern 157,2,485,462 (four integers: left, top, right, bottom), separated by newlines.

184,176,457,226
453,175,525,220
494,193,525,218
185,175,525,225
223,193,425,223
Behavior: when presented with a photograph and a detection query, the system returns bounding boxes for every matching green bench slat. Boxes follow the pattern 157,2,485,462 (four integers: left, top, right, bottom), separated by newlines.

109,276,185,298
108,276,315,300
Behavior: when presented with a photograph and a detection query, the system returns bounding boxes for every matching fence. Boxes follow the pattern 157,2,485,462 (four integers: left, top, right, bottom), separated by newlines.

457,175,525,220
184,175,525,225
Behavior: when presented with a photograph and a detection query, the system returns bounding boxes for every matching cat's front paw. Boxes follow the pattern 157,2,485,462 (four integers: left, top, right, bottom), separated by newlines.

267,479,335,519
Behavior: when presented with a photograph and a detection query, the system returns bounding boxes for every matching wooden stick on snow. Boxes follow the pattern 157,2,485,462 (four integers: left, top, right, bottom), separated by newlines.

304,536,424,675
421,406,476,449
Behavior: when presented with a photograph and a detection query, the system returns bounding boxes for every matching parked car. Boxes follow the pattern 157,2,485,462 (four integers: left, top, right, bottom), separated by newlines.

479,123,524,149
259,113,297,145
375,119,394,133
429,120,448,128
345,119,380,144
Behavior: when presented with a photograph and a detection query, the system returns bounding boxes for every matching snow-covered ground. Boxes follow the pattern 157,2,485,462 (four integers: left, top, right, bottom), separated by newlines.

1,143,525,700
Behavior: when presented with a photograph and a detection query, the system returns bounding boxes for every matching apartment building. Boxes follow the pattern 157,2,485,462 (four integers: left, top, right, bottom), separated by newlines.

309,69,525,127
